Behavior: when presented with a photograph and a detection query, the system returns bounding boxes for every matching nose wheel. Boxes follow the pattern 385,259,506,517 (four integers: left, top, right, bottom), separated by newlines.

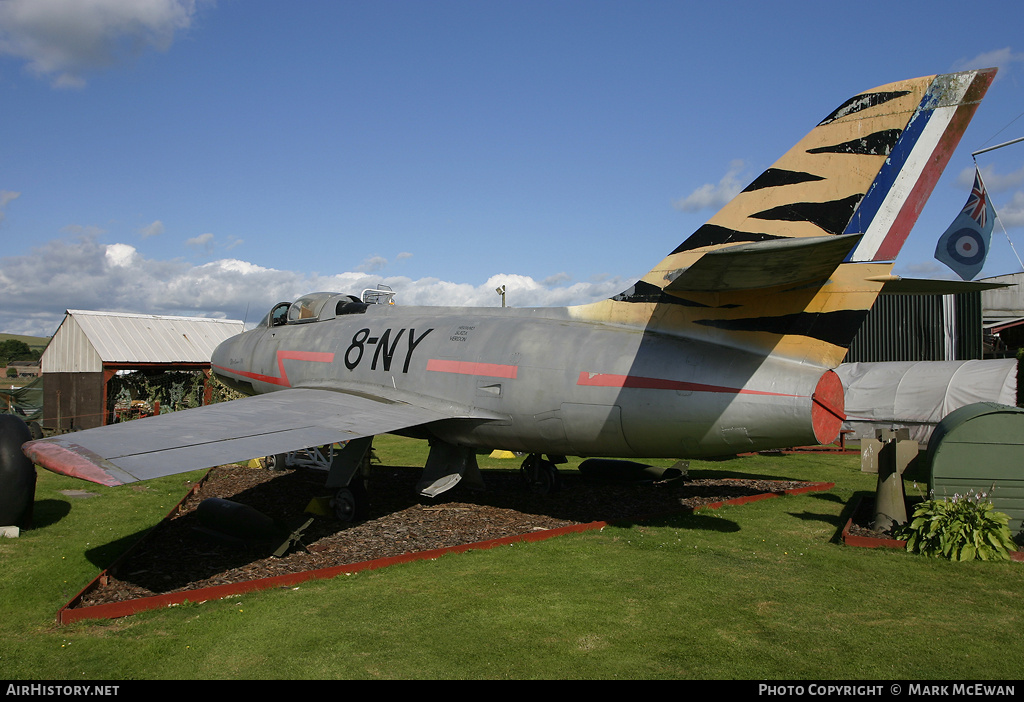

520,454,561,495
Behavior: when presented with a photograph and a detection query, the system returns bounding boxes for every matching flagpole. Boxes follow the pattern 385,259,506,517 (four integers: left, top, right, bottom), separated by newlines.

994,205,1024,270
972,135,1024,157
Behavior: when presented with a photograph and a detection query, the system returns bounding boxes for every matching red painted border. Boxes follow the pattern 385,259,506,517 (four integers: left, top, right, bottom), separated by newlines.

57,480,834,625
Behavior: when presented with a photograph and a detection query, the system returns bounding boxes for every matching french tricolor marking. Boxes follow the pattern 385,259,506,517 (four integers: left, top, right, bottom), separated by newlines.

848,70,993,262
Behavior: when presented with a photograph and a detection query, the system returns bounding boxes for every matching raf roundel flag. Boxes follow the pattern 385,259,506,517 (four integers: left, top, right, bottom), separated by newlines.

934,167,996,281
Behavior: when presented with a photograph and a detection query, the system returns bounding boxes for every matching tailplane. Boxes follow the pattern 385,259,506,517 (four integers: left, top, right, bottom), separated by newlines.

575,69,997,367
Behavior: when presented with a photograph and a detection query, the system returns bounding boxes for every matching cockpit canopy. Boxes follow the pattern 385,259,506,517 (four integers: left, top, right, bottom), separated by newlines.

260,288,394,328
287,292,353,323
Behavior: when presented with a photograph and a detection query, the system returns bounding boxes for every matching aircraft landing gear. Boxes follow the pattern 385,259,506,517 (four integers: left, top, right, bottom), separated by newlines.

330,486,359,522
326,439,372,522
330,472,369,522
264,453,289,471
520,454,562,495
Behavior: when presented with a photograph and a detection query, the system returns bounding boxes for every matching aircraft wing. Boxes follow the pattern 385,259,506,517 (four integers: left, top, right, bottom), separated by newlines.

22,388,454,487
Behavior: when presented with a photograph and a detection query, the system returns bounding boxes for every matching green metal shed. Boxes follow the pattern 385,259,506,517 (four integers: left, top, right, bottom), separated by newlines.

926,402,1024,536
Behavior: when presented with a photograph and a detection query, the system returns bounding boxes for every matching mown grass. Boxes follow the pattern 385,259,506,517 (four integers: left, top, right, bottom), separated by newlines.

1,436,1021,680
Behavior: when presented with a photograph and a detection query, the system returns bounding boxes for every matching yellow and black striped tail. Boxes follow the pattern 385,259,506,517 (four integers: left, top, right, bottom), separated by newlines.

578,69,996,367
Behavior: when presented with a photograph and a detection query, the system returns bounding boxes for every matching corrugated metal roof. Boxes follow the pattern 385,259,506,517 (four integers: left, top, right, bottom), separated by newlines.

42,310,244,372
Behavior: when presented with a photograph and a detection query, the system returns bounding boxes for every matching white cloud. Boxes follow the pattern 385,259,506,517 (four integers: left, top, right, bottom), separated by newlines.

61,223,107,237
357,252,417,272
104,242,139,267
958,164,1024,192
183,232,244,254
0,235,632,336
999,191,1024,228
357,255,389,273
953,47,1024,78
541,272,572,286
673,160,746,213
0,0,205,88
186,232,214,250
0,191,20,225
139,220,165,238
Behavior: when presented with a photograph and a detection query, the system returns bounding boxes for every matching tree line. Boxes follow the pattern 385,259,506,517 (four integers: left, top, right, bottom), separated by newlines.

0,339,42,367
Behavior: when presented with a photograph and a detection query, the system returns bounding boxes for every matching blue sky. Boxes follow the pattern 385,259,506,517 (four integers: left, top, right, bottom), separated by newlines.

2,0,1023,336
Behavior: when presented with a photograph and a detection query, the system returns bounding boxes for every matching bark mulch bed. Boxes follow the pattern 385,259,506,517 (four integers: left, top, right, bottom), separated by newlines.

68,463,827,614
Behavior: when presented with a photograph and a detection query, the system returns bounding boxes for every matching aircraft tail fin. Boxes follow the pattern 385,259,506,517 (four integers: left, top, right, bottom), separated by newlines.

581,69,997,367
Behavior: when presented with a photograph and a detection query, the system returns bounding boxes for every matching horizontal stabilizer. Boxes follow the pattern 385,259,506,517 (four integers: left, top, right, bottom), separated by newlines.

664,233,862,293
876,276,1011,295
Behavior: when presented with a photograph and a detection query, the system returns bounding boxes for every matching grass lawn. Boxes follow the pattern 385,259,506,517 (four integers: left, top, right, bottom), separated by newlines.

1,436,1021,680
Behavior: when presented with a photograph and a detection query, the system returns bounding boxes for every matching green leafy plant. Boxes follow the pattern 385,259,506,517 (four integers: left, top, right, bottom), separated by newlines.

895,489,1017,562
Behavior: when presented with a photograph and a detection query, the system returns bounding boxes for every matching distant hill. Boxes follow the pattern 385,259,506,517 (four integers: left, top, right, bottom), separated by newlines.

0,333,49,352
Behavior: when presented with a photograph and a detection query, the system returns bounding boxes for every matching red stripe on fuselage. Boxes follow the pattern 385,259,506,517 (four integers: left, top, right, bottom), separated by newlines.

426,359,518,379
576,372,798,397
213,350,335,387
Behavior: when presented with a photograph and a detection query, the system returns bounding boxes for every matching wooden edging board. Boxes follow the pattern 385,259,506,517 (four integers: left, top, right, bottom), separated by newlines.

57,479,835,624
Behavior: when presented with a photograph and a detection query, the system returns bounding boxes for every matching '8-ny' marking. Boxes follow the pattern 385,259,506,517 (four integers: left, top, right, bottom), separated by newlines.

345,328,434,373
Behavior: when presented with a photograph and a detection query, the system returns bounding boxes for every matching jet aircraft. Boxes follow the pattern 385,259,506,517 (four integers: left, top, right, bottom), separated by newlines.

23,69,997,519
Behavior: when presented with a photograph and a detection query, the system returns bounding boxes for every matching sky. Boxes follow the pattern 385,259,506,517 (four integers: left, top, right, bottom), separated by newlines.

1,0,1024,337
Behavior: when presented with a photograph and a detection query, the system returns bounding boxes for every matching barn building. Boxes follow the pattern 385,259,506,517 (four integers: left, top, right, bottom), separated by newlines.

837,284,1019,445
40,310,244,433
980,272,1024,354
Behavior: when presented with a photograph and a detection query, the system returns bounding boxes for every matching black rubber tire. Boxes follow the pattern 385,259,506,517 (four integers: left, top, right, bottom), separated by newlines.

0,415,36,527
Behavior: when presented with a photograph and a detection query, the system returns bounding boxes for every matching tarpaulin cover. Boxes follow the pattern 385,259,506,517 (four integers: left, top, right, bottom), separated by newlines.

0,376,42,423
836,360,1017,445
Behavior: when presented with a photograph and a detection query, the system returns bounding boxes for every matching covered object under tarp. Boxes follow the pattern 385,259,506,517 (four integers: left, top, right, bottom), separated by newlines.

0,376,43,423
835,360,1017,446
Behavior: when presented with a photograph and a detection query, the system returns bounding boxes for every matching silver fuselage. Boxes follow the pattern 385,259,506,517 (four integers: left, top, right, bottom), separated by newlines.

212,303,834,459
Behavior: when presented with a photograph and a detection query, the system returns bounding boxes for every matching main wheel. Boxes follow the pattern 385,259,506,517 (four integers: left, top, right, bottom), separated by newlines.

520,455,561,496
264,453,288,471
330,476,369,522
331,487,358,522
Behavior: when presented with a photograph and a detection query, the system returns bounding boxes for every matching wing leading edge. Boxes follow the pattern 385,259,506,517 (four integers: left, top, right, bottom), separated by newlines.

22,388,455,486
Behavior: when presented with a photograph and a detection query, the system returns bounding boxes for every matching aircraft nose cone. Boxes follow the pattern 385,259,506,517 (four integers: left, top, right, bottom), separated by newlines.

211,336,230,372
211,332,245,383
209,328,260,396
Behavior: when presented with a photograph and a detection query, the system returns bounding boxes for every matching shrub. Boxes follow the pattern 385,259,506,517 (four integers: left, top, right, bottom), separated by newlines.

894,490,1017,562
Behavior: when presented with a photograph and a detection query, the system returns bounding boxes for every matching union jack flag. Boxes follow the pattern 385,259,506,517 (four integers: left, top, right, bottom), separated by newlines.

934,166,996,281
963,168,991,227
